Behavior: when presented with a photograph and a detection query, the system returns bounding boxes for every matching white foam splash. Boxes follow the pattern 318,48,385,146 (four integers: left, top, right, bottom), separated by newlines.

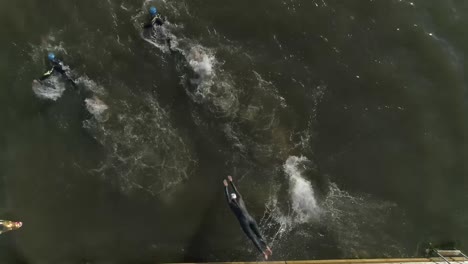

284,156,321,223
261,153,403,257
259,156,321,246
31,77,66,101
76,76,107,95
85,97,109,122
136,3,239,116
181,45,239,116
186,45,215,80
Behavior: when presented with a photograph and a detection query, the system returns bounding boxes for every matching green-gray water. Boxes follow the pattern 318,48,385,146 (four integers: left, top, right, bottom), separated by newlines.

1,0,468,263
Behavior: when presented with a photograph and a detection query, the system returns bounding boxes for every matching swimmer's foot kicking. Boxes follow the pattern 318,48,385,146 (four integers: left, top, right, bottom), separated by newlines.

224,175,272,260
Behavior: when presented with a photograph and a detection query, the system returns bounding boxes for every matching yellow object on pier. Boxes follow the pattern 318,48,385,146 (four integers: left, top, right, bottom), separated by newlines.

0,220,22,234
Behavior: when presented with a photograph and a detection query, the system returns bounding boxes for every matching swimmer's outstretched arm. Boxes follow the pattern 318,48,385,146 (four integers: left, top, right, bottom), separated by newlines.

223,180,231,202
39,67,54,81
155,16,164,26
227,176,241,197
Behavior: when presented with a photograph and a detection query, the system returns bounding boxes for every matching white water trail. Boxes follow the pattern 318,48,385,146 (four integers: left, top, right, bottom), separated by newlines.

31,77,66,101
76,76,107,96
182,45,239,116
260,156,321,246
261,155,402,257
84,95,196,199
85,97,109,123
136,3,239,117
284,156,321,223
186,45,215,80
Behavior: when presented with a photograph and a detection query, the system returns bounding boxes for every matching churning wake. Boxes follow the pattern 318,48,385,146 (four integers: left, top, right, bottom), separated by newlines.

32,77,66,101
136,2,240,117
284,156,321,223
30,37,110,121
84,94,196,198
260,155,403,258
85,97,110,123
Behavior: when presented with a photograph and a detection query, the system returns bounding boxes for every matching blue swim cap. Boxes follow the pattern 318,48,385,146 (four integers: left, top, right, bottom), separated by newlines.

47,52,55,61
149,6,157,16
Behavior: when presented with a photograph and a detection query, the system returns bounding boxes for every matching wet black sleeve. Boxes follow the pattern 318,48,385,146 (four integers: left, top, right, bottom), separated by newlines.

229,181,241,197
53,64,66,75
155,17,164,26
224,186,231,202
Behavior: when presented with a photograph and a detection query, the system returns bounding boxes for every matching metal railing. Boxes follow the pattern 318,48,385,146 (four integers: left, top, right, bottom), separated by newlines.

429,249,468,264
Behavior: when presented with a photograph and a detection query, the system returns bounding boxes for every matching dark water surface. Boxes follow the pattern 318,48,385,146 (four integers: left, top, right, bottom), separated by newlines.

1,0,468,263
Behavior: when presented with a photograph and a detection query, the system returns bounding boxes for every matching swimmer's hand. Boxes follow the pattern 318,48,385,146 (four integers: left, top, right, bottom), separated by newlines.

223,180,228,187
228,175,233,182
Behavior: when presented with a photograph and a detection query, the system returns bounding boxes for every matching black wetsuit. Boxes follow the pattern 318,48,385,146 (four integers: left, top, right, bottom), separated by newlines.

40,58,76,87
144,14,164,28
143,15,173,52
225,181,268,254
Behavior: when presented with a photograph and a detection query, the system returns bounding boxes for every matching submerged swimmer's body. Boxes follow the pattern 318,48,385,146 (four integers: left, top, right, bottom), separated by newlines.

224,176,272,260
39,53,77,87
143,6,173,52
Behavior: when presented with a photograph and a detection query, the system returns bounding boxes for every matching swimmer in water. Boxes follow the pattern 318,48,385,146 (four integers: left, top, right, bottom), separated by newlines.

143,6,165,28
143,6,173,52
0,220,22,235
39,52,77,87
224,175,272,260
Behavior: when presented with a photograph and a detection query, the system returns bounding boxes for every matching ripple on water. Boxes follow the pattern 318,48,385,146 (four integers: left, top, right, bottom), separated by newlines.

84,94,196,198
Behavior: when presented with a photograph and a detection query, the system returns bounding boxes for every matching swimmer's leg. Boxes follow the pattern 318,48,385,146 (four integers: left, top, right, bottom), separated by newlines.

240,220,267,258
249,220,267,247
250,220,272,255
